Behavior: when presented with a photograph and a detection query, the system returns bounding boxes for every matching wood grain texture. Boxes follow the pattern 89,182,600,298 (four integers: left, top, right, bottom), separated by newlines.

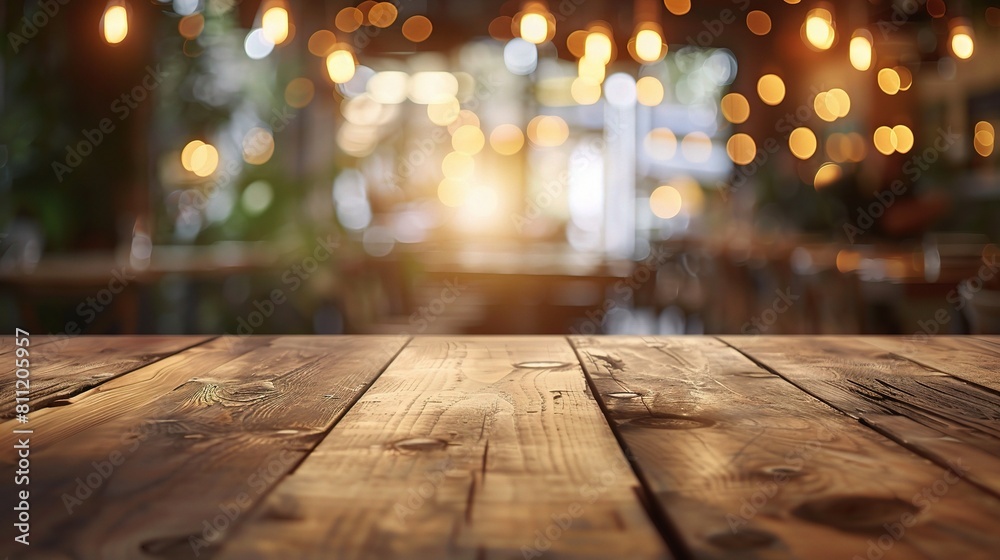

863,336,1000,392
216,336,670,560
723,336,1000,500
0,334,66,355
0,335,213,418
572,335,1000,560
0,335,407,560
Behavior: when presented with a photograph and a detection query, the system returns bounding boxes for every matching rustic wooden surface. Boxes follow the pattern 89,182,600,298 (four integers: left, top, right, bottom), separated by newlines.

2,335,999,559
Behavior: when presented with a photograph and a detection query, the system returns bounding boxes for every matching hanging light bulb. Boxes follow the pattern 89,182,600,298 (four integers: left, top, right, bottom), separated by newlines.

326,46,356,84
584,28,613,64
516,2,554,44
260,0,291,45
101,0,129,44
632,24,664,63
849,29,873,71
803,6,836,50
950,19,975,59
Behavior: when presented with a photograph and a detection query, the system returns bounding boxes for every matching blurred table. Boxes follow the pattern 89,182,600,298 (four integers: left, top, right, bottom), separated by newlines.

3,335,999,559
0,243,286,333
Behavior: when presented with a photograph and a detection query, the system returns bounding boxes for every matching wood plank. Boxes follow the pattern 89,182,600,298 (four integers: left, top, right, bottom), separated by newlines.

0,335,408,560
0,335,213,418
0,334,70,355
723,336,1000,500
863,336,1000,392
572,335,1000,559
216,336,670,560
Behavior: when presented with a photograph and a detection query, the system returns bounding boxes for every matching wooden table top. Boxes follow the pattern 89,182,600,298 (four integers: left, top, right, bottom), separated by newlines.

2,335,999,559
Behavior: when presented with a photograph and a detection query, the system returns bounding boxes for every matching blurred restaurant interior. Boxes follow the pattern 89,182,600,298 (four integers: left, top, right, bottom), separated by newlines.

1,0,999,337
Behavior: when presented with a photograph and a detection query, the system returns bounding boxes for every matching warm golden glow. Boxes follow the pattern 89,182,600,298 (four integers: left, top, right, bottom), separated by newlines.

326,50,356,84
635,29,663,62
850,31,873,71
813,162,842,189
368,2,398,28
182,140,219,177
102,4,128,44
520,12,549,44
408,72,459,104
262,6,290,44
448,110,481,135
873,126,895,155
402,15,433,42
335,7,363,32
442,152,475,179
243,128,275,165
814,93,837,123
804,8,835,50
452,125,486,155
664,0,691,16
721,93,750,124
892,125,914,153
877,68,901,95
680,132,713,163
438,178,465,207
789,127,818,160
584,32,613,64
428,98,461,126
527,115,569,147
975,122,995,157
367,71,408,104
578,56,606,84
636,76,664,106
757,74,785,106
826,88,851,118
571,77,602,105
727,133,757,165
490,124,525,155
746,11,771,36
650,185,682,219
181,140,203,171
308,30,337,56
951,26,974,59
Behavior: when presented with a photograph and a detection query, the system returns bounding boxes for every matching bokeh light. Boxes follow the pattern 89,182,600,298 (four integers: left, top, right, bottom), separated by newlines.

757,74,785,106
